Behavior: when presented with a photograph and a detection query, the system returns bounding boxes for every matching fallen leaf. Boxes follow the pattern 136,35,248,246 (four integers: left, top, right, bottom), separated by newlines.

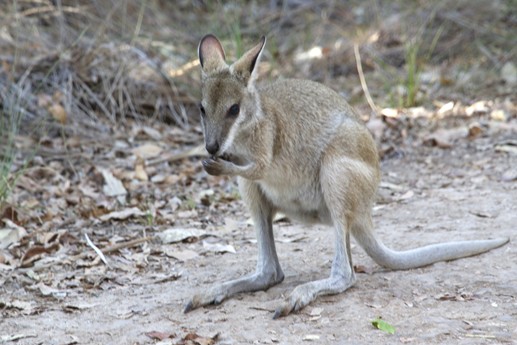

132,143,163,159
157,228,206,244
79,185,101,199
365,302,383,309
48,104,67,124
1,206,19,224
138,126,162,140
163,248,199,261
35,282,66,299
179,332,219,345
0,220,27,249
37,93,52,107
247,212,287,226
495,143,517,154
132,273,181,285
354,264,372,274
177,210,198,219
309,307,323,316
465,100,489,116
501,169,517,181
380,181,405,191
277,235,308,243
100,169,127,204
303,334,320,341
99,207,145,221
395,190,414,201
0,299,35,315
380,108,399,118
62,302,96,313
202,241,236,254
400,337,416,343
21,243,60,267
467,122,483,139
0,250,6,264
145,331,176,341
501,61,517,86
372,317,395,334
0,334,37,342
490,109,508,122
151,173,166,183
435,292,474,301
134,162,148,181
437,101,454,116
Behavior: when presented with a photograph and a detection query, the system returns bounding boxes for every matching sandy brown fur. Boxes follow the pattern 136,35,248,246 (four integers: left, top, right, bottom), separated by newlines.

185,34,509,318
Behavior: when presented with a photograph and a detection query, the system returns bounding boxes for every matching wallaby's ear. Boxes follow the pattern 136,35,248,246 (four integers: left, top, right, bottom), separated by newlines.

231,36,266,84
198,34,227,74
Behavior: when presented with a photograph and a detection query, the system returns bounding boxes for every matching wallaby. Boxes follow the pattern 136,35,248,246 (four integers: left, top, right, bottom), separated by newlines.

184,34,509,319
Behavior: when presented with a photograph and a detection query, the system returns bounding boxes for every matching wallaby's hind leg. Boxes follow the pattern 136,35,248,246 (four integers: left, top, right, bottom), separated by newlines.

273,225,356,319
273,155,373,318
184,179,284,313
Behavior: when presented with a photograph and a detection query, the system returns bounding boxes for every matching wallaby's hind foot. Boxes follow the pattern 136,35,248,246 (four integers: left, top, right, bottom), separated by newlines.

184,268,284,313
273,213,357,319
273,274,356,319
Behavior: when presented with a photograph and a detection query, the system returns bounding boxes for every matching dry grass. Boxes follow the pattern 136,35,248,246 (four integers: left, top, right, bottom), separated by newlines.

0,0,514,136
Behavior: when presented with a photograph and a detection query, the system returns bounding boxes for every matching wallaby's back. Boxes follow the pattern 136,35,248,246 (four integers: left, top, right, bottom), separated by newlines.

257,78,377,169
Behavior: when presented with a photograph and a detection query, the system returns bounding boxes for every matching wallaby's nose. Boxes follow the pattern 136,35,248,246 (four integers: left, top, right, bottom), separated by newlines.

206,142,219,155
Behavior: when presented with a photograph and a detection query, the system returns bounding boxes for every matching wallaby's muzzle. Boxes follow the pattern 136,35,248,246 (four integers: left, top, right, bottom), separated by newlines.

205,141,219,155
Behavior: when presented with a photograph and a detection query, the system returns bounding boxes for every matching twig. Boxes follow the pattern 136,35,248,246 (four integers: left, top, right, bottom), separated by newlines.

353,44,378,116
463,333,496,339
84,233,109,266
147,144,206,166
101,236,153,254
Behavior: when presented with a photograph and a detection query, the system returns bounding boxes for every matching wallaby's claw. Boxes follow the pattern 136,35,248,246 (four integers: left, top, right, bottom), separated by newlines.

272,306,287,319
273,284,319,319
183,300,194,314
273,299,303,319
184,291,227,314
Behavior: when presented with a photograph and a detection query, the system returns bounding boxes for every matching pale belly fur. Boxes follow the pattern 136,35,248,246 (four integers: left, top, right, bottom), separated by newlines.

257,178,332,225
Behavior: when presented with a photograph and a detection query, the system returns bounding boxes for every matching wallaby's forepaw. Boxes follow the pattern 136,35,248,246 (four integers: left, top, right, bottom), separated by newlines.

202,158,233,176
183,290,227,314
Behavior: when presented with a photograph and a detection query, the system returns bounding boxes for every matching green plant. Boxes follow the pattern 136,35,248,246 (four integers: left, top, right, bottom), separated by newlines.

404,40,420,107
230,22,244,58
184,197,197,210
145,208,154,226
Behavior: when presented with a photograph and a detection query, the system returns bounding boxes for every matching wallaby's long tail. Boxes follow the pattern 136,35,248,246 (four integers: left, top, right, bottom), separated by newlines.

352,225,509,270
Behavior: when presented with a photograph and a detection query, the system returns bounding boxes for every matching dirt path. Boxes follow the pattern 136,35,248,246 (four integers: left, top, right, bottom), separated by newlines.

1,131,515,345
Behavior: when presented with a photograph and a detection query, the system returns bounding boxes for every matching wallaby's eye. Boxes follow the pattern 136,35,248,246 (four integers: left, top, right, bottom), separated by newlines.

228,104,240,117
199,103,206,117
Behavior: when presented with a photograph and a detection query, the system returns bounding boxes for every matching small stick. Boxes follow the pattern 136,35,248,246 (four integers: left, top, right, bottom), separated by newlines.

353,44,378,115
101,236,154,254
147,144,207,166
84,233,109,266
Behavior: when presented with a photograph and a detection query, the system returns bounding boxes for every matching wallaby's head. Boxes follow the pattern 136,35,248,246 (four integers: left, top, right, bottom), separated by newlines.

197,34,266,158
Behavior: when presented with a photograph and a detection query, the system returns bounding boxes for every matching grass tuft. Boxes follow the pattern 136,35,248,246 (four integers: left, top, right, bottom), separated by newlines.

0,82,27,205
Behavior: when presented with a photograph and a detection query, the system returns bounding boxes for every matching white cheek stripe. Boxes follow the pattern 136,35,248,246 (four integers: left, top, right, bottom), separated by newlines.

220,91,264,155
220,116,241,154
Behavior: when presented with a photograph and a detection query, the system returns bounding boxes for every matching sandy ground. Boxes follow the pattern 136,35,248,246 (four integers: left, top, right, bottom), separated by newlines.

1,137,516,345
